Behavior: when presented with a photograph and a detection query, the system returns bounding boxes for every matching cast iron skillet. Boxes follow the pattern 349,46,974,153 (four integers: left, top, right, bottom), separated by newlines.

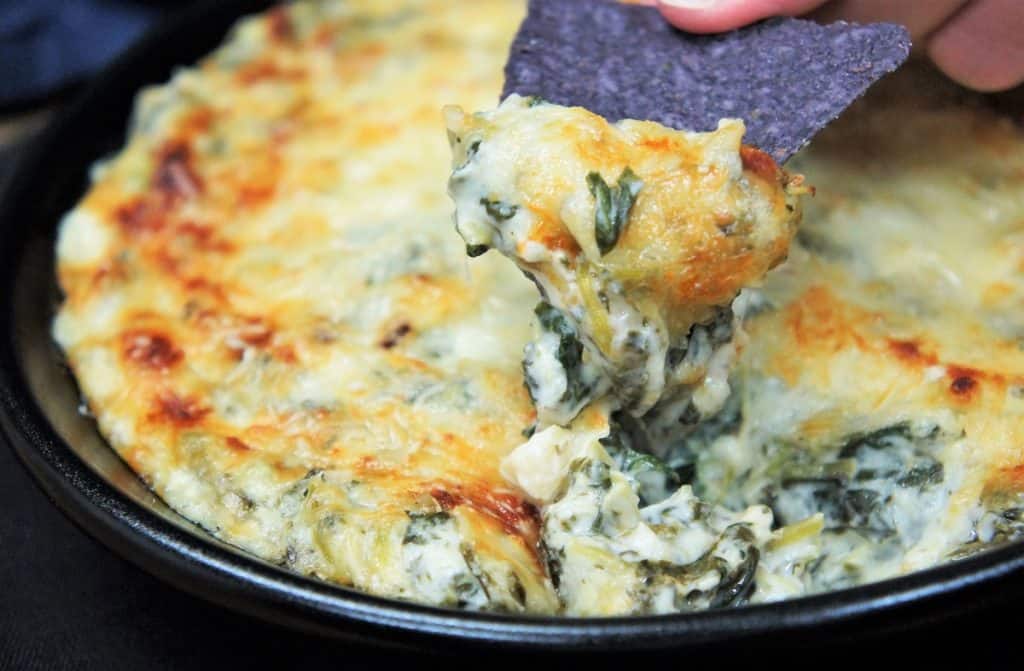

2,0,1024,654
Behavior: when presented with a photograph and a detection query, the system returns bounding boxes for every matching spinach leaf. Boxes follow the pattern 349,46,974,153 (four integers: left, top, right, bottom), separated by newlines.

601,412,678,505
403,511,453,545
531,302,591,406
774,477,893,539
635,524,759,611
765,421,946,541
951,493,1024,559
587,167,643,255
708,536,759,609
480,198,518,222
896,461,944,488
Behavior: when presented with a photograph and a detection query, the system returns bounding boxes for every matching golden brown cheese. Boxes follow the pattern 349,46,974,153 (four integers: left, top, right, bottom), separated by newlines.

54,0,558,612
445,98,804,429
53,0,1024,616
446,101,802,334
734,69,1024,576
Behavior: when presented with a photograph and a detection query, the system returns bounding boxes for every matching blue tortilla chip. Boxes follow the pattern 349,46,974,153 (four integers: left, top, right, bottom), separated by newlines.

503,0,910,162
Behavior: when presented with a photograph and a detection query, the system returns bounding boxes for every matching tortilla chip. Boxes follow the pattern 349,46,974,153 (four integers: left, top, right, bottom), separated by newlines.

503,0,910,162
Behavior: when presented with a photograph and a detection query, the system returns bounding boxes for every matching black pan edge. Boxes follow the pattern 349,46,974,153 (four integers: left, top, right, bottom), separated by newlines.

2,0,1024,654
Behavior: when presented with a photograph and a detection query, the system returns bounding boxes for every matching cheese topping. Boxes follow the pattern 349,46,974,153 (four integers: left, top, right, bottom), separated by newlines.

446,97,804,431
53,0,1024,616
55,0,556,613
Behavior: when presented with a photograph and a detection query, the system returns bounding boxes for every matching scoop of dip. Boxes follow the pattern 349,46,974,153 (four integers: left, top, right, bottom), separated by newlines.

446,95,807,436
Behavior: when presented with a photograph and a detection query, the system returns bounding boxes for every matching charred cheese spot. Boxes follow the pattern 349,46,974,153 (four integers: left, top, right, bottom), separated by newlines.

949,375,977,396
182,277,228,302
948,366,980,400
153,141,203,203
991,464,1024,492
739,145,781,183
430,486,541,543
886,338,938,367
236,319,274,347
226,436,252,453
150,392,209,427
236,60,307,85
267,6,294,42
379,322,412,349
176,222,234,253
274,344,299,363
115,199,166,236
122,330,183,371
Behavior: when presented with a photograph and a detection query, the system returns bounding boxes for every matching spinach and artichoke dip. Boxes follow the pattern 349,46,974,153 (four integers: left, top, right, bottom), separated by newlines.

445,98,809,613
445,98,805,435
53,0,1024,616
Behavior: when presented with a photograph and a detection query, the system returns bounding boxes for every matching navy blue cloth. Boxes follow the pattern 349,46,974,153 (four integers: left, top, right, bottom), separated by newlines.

0,0,168,107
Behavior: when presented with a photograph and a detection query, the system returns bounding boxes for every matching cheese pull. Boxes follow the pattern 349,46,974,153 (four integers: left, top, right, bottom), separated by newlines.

446,95,807,436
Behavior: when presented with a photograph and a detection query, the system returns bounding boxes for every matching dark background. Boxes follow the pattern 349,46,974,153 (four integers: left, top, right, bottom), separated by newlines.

0,2,1020,668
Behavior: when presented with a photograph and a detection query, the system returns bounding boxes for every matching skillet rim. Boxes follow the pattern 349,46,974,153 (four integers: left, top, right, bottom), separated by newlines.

2,0,1024,652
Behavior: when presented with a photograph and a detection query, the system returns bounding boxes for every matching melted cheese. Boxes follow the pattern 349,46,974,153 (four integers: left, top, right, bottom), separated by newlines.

54,0,1024,616
445,97,804,429
55,0,555,613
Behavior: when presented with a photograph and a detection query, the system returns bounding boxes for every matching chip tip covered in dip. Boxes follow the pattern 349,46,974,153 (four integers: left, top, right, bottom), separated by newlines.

446,95,806,432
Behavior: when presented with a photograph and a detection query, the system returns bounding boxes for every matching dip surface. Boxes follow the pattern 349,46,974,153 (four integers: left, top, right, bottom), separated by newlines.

54,0,1024,614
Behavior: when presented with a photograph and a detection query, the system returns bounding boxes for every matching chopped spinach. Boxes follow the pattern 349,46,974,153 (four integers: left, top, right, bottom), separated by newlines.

526,302,592,407
570,455,613,493
686,392,742,444
450,139,481,175
951,493,1024,559
987,506,1024,543
666,347,687,369
587,167,643,255
773,477,893,539
635,523,759,611
456,546,491,606
708,545,760,609
539,539,564,589
508,574,528,608
647,389,742,484
840,423,944,487
601,412,679,505
763,421,947,542
896,461,944,488
838,422,930,458
403,511,453,545
480,198,519,222
665,307,735,374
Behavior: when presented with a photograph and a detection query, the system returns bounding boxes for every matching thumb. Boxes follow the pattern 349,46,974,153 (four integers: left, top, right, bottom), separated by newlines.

656,0,829,33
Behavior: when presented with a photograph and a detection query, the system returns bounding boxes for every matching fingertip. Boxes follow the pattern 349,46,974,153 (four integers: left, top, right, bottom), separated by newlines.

656,0,757,34
928,42,1024,93
656,0,831,33
926,0,1024,92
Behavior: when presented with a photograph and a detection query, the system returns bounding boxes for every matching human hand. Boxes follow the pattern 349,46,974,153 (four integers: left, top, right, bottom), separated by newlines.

649,0,1024,92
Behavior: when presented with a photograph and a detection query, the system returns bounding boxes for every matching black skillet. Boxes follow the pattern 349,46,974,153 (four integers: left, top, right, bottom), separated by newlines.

1,0,1023,654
